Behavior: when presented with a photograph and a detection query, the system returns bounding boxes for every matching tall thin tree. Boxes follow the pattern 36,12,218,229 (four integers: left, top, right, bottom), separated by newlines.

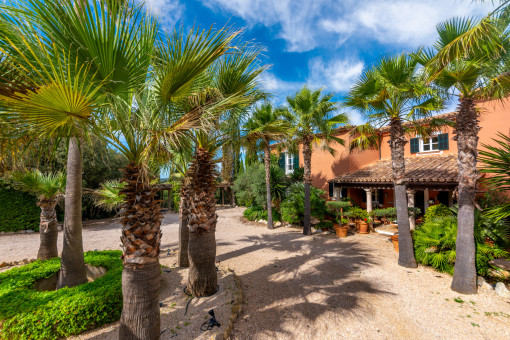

282,86,347,236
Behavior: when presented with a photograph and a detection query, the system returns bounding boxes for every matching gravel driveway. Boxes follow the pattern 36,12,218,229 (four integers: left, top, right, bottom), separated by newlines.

1,207,510,339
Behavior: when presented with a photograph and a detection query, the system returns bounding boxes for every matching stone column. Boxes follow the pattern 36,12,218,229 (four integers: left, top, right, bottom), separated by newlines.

407,189,416,230
364,189,373,213
424,190,429,213
334,187,342,201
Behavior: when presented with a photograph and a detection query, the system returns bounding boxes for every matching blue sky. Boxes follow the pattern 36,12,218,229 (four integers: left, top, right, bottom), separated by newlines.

145,0,495,124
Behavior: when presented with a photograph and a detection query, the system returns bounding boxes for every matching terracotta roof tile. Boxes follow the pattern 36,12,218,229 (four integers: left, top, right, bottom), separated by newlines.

330,155,458,184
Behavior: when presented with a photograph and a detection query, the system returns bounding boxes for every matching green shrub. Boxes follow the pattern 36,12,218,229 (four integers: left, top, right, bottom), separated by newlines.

316,221,333,230
0,250,123,339
423,203,452,223
326,200,351,223
413,216,508,276
0,184,40,232
346,207,368,220
233,163,290,208
243,206,280,222
280,183,327,224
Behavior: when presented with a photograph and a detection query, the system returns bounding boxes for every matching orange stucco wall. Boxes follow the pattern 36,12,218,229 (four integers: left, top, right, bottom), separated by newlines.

296,131,380,192
276,98,510,193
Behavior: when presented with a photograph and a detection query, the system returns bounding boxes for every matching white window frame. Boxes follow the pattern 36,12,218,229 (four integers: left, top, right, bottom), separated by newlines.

417,131,442,153
285,152,294,175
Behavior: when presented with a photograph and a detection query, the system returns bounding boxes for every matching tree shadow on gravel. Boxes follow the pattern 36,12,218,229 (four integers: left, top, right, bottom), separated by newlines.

220,231,393,339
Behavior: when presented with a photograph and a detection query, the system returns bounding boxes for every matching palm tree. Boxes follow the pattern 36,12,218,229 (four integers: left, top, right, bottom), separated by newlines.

344,53,444,268
416,18,510,293
101,26,238,338
243,101,293,229
183,45,266,297
10,170,65,260
0,0,158,288
282,86,347,236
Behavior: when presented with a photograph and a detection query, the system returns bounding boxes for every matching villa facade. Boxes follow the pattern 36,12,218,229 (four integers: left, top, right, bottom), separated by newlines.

277,99,510,214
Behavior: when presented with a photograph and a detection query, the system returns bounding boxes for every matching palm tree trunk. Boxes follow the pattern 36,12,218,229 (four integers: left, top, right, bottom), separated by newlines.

302,139,312,236
389,119,417,268
178,180,190,267
37,199,59,260
118,162,162,339
451,98,478,294
264,145,274,229
57,137,87,288
187,147,218,297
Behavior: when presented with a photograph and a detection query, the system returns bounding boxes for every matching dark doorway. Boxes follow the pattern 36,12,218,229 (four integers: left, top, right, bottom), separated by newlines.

437,191,449,206
415,190,425,215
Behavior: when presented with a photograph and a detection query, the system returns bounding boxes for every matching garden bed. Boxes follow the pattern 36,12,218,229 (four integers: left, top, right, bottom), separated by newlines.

0,250,123,339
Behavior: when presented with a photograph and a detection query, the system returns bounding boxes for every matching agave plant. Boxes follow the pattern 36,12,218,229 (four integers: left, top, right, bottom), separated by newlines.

10,170,65,260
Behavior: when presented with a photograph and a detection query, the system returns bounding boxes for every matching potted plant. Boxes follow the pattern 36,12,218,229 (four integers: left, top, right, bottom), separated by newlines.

359,215,370,234
334,218,349,238
390,234,399,252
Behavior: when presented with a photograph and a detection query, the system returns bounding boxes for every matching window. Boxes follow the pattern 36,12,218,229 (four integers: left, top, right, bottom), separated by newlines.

285,152,294,175
410,133,449,153
372,189,379,202
421,136,439,152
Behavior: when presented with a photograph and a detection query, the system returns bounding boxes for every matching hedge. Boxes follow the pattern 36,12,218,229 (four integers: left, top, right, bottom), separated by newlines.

0,184,40,232
0,250,123,339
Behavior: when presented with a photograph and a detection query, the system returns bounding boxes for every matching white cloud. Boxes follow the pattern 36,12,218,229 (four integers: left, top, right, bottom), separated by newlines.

202,0,494,51
145,0,183,28
307,57,364,92
202,0,328,52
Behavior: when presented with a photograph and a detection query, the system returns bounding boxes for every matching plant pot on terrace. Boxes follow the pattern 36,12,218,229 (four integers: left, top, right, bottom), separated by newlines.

333,218,350,238
391,235,399,252
359,220,370,234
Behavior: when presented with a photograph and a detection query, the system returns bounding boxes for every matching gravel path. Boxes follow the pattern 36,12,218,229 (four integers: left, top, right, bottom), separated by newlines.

1,207,510,339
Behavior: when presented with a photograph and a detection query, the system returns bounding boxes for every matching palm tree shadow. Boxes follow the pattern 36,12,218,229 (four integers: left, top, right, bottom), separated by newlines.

219,230,393,338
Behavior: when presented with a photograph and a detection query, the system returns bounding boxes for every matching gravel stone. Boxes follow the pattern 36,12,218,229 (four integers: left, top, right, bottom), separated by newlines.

2,208,510,339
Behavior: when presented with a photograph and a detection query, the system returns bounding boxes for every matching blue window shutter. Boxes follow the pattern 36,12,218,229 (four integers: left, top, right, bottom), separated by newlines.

293,153,299,169
438,133,449,150
328,182,334,197
278,153,285,169
410,138,419,153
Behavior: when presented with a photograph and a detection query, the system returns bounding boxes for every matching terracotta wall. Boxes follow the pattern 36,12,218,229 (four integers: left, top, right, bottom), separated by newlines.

275,98,509,192
380,99,510,160
297,131,380,192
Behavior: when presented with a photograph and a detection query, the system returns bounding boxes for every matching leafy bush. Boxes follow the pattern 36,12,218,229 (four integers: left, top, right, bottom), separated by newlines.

280,183,327,224
423,203,452,223
316,221,333,230
289,166,304,182
0,183,40,232
243,206,281,222
0,250,123,339
413,216,508,276
346,207,368,220
326,200,351,223
233,163,289,208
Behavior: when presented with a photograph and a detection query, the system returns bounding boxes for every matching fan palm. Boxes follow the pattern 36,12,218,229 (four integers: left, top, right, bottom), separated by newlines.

480,132,510,222
243,101,293,229
344,53,444,268
181,45,265,297
99,25,239,337
0,0,158,288
415,17,510,293
282,86,347,236
10,170,65,260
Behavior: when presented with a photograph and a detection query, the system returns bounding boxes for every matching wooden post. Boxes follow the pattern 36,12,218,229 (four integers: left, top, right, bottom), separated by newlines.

424,190,429,213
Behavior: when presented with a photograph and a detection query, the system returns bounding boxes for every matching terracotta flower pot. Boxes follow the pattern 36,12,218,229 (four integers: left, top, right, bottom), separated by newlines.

359,221,369,234
334,224,349,238
391,235,399,252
